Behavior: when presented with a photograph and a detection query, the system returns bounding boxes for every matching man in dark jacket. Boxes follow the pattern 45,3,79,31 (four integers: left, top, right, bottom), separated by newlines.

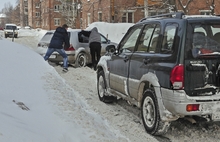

44,24,71,72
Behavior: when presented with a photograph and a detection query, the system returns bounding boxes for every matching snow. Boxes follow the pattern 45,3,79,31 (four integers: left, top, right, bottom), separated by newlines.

0,35,93,142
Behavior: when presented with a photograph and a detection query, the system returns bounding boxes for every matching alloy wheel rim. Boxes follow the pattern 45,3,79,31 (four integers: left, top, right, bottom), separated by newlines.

98,76,105,97
78,55,85,67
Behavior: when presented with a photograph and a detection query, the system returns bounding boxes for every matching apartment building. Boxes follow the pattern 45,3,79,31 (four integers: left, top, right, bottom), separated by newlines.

27,0,41,29
19,0,220,30
27,0,68,30
20,0,28,27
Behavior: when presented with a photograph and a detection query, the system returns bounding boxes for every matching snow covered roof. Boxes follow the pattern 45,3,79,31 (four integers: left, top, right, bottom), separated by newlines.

183,15,220,19
0,13,6,18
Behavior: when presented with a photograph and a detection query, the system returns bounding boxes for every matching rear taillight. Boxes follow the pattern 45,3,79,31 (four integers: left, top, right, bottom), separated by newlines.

37,43,49,48
65,47,75,51
170,64,184,89
186,104,200,112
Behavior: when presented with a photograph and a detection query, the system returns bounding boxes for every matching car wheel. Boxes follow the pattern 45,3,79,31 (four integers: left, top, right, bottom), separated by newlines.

141,89,170,135
75,52,87,67
97,70,115,103
5,35,7,38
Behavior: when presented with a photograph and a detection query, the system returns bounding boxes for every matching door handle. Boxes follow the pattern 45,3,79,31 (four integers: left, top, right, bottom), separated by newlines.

143,58,150,64
123,55,129,62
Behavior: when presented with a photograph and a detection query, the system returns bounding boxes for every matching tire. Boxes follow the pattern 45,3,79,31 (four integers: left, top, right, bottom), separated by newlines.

75,52,87,67
141,89,170,135
97,70,115,103
5,35,7,38
14,35,18,38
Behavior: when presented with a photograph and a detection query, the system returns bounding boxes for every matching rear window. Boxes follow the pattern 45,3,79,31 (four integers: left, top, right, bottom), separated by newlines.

185,22,220,58
41,32,54,41
41,31,71,42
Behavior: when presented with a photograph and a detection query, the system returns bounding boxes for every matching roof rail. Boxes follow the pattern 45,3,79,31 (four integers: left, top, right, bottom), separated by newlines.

138,12,185,22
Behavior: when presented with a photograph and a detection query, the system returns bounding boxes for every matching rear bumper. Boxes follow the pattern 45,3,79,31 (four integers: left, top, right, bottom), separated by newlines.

48,54,76,64
161,88,220,121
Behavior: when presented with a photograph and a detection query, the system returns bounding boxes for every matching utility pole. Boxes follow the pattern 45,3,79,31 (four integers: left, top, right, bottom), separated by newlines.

144,0,148,17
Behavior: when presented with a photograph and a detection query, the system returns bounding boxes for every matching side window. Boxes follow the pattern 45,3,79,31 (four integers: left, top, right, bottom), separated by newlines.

160,23,178,53
118,25,143,53
194,26,207,36
78,32,89,43
149,25,160,53
137,24,156,52
100,35,108,43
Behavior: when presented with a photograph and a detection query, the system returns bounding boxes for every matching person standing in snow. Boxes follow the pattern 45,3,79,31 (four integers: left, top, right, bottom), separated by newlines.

44,24,72,72
82,27,101,70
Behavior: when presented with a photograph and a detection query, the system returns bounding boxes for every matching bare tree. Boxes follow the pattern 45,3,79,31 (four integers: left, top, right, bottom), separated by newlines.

56,0,81,28
176,0,193,14
207,0,215,15
11,5,20,25
113,0,137,22
1,2,14,23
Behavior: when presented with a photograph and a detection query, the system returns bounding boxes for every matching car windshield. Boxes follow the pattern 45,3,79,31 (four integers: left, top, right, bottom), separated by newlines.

186,22,220,58
6,25,17,30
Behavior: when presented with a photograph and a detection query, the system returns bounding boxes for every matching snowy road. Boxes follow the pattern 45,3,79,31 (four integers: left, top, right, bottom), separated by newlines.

10,29,220,142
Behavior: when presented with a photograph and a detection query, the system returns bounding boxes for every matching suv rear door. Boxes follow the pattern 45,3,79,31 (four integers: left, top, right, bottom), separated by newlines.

184,19,220,96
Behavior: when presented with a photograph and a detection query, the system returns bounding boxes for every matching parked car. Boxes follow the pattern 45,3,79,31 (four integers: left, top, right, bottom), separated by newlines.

17,26,21,30
4,23,18,38
36,29,117,67
96,12,220,135
24,26,31,29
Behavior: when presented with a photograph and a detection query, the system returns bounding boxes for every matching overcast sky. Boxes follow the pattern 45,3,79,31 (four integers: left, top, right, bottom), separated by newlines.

0,0,17,12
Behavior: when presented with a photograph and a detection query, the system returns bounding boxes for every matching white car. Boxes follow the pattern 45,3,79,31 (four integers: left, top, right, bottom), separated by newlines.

4,23,18,38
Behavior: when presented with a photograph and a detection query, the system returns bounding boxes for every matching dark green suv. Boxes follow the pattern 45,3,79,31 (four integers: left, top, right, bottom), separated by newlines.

96,12,220,135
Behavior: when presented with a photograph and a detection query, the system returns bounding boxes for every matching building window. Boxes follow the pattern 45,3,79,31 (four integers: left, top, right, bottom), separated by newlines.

122,13,126,23
35,2,40,8
121,11,134,23
25,8,28,13
54,18,60,26
128,12,132,23
54,5,60,12
200,10,211,15
98,12,102,22
46,17,48,26
87,13,91,25
35,12,40,17
36,21,40,27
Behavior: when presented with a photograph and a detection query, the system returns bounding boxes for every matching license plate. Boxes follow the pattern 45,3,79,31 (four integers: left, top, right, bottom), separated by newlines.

212,112,220,121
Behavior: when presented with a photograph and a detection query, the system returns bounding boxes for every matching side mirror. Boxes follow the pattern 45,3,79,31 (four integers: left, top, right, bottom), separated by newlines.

106,45,116,53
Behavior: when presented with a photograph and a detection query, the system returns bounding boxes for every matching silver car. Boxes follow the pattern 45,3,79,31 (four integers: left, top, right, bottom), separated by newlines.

36,29,117,67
